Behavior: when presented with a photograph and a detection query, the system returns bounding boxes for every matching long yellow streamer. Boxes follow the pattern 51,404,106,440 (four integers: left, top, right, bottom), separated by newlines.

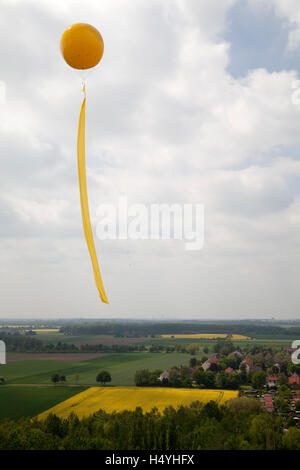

77,85,109,304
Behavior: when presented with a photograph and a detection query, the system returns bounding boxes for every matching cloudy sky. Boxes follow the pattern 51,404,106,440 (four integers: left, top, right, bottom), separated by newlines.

1,0,300,320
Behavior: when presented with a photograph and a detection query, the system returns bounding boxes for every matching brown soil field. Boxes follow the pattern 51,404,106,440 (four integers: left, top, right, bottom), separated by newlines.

6,353,110,363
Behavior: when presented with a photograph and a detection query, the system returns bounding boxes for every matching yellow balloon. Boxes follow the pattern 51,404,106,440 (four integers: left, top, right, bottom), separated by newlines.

60,23,104,70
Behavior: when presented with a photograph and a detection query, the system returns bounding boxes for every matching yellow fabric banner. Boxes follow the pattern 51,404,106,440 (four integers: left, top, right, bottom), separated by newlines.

77,86,109,304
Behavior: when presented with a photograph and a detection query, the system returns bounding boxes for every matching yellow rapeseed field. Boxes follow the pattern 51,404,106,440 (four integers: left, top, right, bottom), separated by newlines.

161,334,251,340
29,329,60,332
38,387,238,420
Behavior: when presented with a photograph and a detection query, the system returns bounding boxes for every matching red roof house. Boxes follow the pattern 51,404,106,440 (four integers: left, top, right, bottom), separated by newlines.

202,356,219,371
267,376,279,388
289,374,300,386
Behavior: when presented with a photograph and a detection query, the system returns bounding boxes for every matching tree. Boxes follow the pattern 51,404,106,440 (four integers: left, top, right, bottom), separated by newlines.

239,363,248,385
149,369,162,385
168,369,182,387
251,371,266,390
282,428,300,450
180,366,192,388
279,373,287,386
214,340,234,355
227,374,241,390
249,414,280,450
192,367,205,387
186,343,199,355
134,369,151,386
203,371,216,388
189,357,197,368
274,397,289,413
51,373,60,385
226,397,262,415
216,371,227,389
60,375,66,383
96,370,111,386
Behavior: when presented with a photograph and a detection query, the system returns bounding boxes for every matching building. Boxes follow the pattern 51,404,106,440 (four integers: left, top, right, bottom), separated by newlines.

240,358,254,373
289,373,300,388
267,375,279,388
225,367,235,375
202,357,219,372
284,347,297,355
229,350,244,360
274,362,281,373
159,371,169,381
262,394,274,413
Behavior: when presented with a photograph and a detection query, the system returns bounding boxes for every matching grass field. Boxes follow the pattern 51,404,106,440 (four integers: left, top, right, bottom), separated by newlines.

30,330,299,349
0,386,86,420
38,387,239,419
32,332,148,345
2,352,190,386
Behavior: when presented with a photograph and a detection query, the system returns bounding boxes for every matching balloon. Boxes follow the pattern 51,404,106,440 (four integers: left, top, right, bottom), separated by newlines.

60,23,104,70
60,24,109,304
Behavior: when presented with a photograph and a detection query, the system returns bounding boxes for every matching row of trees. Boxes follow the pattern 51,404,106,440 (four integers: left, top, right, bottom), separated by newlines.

51,371,112,386
0,398,299,450
0,332,200,355
59,321,300,337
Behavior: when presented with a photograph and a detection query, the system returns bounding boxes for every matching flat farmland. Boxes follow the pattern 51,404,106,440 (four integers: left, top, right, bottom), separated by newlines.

2,352,190,386
139,336,297,349
33,331,298,350
6,353,109,362
34,331,148,346
38,387,239,420
0,386,86,420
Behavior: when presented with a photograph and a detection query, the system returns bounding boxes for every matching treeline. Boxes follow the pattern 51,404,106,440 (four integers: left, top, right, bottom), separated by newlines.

0,332,191,354
59,322,300,337
0,332,45,352
0,398,299,450
80,344,189,354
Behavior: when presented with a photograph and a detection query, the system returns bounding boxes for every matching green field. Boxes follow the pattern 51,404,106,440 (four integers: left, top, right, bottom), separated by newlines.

0,330,297,422
139,336,298,349
0,386,86,420
0,351,192,419
2,352,190,386
33,330,299,349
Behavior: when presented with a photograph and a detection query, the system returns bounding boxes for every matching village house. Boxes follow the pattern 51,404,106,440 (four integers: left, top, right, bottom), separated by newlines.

262,394,274,413
229,350,244,360
289,373,300,389
284,347,297,355
267,375,279,388
225,367,235,375
240,358,254,373
202,356,219,372
159,370,169,381
274,362,281,372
